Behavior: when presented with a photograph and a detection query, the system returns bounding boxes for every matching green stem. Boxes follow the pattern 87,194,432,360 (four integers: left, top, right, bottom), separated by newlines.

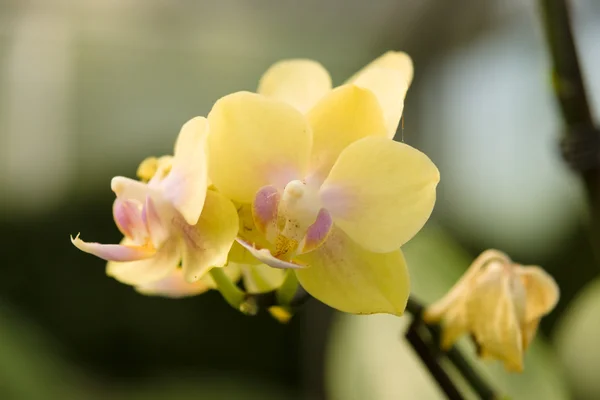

406,297,500,400
209,268,257,315
275,270,299,306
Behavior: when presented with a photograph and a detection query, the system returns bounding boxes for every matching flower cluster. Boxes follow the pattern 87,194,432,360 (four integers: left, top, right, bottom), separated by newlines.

424,249,560,372
71,51,440,316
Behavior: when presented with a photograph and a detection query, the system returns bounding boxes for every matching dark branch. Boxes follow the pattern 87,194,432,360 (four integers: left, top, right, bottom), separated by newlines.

251,290,498,399
540,0,600,251
405,318,465,400
409,297,499,400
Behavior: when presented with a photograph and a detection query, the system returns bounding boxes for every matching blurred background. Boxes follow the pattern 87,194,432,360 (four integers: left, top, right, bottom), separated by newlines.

1,0,600,399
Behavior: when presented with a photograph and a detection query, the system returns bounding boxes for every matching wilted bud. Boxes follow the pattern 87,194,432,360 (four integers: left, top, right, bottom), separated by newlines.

423,249,559,372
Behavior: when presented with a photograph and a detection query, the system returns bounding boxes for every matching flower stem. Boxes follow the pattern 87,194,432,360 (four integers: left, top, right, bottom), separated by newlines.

405,316,465,400
209,267,257,315
275,270,299,305
540,0,600,257
407,297,499,400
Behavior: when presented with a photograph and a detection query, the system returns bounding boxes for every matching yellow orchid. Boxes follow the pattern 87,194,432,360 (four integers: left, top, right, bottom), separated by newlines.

206,52,439,316
424,249,560,372
71,117,239,286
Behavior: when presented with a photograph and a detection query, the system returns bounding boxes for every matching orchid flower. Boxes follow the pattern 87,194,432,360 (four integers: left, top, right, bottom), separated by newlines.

205,52,439,316
424,250,560,372
71,117,239,286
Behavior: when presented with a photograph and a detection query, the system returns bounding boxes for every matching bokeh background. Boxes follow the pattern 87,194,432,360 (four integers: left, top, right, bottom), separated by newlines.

2,0,600,399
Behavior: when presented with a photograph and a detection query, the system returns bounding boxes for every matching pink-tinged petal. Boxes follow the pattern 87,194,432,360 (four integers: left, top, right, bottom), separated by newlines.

299,208,333,254
161,117,210,225
142,195,170,249
71,234,155,262
252,185,280,237
112,198,146,240
236,238,307,270
106,238,180,285
320,136,439,253
136,268,212,298
135,266,242,298
113,176,175,232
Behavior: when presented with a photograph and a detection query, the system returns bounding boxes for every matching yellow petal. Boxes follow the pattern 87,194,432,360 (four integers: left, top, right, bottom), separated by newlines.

517,265,560,322
136,265,241,298
257,59,332,113
295,227,409,315
241,263,286,293
439,304,469,350
465,262,525,372
112,176,151,202
106,237,180,285
161,117,209,225
180,190,239,282
351,67,408,138
347,51,414,87
320,136,439,253
307,85,387,182
207,91,312,203
346,51,414,138
424,249,511,321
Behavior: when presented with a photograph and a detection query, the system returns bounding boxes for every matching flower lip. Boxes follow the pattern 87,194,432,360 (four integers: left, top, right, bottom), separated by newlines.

235,238,307,270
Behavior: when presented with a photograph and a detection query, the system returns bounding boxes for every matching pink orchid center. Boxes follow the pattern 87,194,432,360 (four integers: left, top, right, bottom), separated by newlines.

251,180,333,267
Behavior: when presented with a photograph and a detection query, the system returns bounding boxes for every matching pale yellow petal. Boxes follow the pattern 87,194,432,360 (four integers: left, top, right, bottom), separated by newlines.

320,136,439,253
307,85,387,182
257,59,332,113
466,262,525,372
439,304,470,350
424,249,511,321
517,265,560,322
207,91,312,203
161,117,209,225
111,176,151,202
180,190,239,282
346,51,414,138
347,51,414,87
350,66,409,138
295,227,409,315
